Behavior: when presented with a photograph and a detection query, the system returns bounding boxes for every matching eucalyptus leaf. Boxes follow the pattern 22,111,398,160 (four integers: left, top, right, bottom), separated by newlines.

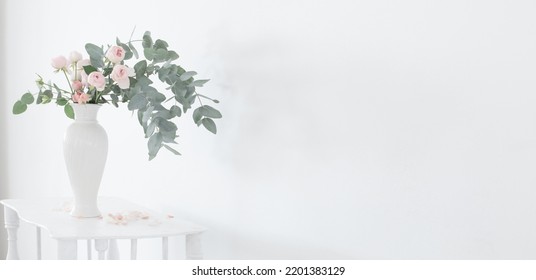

201,118,217,134
200,105,222,118
172,83,188,98
153,49,168,62
85,43,104,68
192,79,210,87
180,71,197,81
170,105,181,117
145,120,157,138
64,104,74,119
192,107,203,125
110,94,119,107
128,93,148,110
142,31,153,48
154,39,169,50
56,97,68,106
142,106,154,124
158,119,177,132
143,48,155,60
160,129,177,143
167,51,179,61
21,92,34,104
128,42,139,59
13,100,27,114
134,60,147,79
148,132,163,160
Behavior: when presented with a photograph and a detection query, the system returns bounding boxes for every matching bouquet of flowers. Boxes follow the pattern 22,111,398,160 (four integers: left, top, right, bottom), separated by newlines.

12,31,221,160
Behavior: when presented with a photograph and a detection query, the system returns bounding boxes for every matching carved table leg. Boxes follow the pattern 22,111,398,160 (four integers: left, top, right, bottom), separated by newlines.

95,239,108,260
4,206,20,260
87,239,92,260
36,227,42,260
185,233,203,260
162,237,169,260
57,239,78,260
131,239,138,260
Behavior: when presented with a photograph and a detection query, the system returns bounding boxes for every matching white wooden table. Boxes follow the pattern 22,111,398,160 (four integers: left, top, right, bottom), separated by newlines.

1,197,206,260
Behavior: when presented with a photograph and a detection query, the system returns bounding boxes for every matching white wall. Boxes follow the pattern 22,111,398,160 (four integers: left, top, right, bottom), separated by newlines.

2,0,536,259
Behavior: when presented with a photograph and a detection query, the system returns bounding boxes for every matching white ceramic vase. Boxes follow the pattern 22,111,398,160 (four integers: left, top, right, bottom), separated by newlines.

63,104,108,218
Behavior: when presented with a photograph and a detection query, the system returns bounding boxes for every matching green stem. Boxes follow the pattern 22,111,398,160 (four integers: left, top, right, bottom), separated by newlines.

196,94,204,106
195,93,217,102
62,69,74,94
42,82,71,93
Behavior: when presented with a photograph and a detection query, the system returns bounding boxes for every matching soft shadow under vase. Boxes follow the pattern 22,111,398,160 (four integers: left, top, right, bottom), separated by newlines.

63,104,108,218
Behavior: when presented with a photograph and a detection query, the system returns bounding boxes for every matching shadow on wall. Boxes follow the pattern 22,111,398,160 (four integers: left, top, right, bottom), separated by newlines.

0,0,8,259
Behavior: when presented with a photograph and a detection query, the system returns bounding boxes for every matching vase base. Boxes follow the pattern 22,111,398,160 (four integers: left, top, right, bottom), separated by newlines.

70,207,101,218
70,213,102,218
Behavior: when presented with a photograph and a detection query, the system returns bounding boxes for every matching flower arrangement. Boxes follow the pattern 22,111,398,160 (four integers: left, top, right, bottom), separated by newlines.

12,31,221,160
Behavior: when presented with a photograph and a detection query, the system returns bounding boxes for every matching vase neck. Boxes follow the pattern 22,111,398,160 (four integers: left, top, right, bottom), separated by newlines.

72,104,102,122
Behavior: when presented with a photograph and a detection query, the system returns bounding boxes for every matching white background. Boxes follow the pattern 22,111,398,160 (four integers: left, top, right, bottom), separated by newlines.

1,0,536,259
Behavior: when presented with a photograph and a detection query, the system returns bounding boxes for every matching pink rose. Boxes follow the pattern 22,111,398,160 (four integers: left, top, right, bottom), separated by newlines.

87,71,106,91
72,91,91,104
69,51,83,63
51,56,67,70
105,46,125,64
72,80,83,91
111,64,135,89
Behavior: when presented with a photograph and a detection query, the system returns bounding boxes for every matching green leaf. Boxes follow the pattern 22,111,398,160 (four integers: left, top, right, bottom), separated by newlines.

13,100,27,114
158,119,177,132
163,144,181,155
148,132,163,160
180,71,197,81
153,108,172,119
103,67,113,76
137,76,153,87
40,89,53,104
128,93,148,110
83,65,98,75
128,42,139,59
142,31,153,48
153,49,168,62
167,51,179,61
56,97,68,106
21,92,34,104
170,105,181,117
64,104,74,119
143,48,155,60
85,43,104,68
154,39,169,50
192,79,210,87
134,60,147,79
172,82,187,97
201,118,217,134
142,106,154,124
200,105,222,118
145,120,157,138
192,107,203,125
185,86,195,99
110,94,119,107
